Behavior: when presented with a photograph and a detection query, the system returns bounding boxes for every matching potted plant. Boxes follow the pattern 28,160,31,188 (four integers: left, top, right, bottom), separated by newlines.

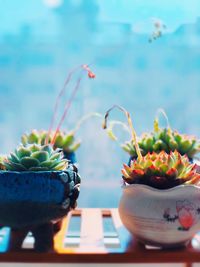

104,108,200,165
0,63,95,252
103,105,200,248
0,143,80,251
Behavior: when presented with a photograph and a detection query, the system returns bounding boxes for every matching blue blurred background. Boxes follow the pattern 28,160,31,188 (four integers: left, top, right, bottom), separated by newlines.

0,0,200,207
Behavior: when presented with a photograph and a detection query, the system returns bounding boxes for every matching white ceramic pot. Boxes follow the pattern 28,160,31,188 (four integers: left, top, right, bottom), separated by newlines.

119,184,200,248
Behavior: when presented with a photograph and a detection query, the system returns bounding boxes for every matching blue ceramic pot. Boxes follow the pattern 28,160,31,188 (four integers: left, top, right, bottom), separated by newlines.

0,165,80,228
63,151,76,164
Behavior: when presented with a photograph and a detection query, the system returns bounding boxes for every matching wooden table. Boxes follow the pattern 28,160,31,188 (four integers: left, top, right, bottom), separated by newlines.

0,208,200,266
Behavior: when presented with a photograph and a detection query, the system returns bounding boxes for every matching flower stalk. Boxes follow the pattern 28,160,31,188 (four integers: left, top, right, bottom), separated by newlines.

103,105,142,160
45,64,96,145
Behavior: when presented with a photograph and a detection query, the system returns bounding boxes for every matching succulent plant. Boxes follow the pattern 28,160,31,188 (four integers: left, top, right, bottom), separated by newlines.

104,108,200,160
21,130,81,154
122,150,200,189
122,128,200,160
103,105,200,189
3,144,68,171
21,112,102,156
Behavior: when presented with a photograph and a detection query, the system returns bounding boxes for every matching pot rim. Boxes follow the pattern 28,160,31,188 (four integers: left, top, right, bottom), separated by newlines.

0,170,67,174
122,183,200,193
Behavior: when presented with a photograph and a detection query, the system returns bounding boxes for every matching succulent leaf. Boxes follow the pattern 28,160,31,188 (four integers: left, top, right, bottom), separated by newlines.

53,161,68,171
40,160,57,168
9,153,20,164
30,144,41,153
62,134,75,149
68,142,81,153
17,147,31,158
20,157,40,168
4,162,27,171
42,145,53,154
31,151,49,162
54,135,64,148
50,153,61,160
28,131,39,144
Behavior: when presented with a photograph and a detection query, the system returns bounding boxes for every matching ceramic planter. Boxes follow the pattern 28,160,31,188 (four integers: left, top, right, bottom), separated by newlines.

119,184,200,248
63,151,76,164
0,165,80,251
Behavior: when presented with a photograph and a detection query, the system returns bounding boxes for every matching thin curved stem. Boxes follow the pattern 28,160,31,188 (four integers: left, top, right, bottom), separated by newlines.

103,105,142,160
48,62,95,146
51,74,83,145
154,108,171,133
45,65,81,145
72,112,102,134
105,120,130,142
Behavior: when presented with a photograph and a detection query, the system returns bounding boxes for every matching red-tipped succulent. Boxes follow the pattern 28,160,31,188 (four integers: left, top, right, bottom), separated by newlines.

122,150,200,189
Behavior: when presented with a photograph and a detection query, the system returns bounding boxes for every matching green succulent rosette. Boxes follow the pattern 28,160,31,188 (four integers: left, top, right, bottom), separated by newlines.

122,128,200,159
3,144,68,171
21,130,81,154
105,109,200,160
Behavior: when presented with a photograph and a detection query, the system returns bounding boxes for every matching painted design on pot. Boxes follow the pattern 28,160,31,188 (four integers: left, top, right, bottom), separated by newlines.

163,200,200,231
